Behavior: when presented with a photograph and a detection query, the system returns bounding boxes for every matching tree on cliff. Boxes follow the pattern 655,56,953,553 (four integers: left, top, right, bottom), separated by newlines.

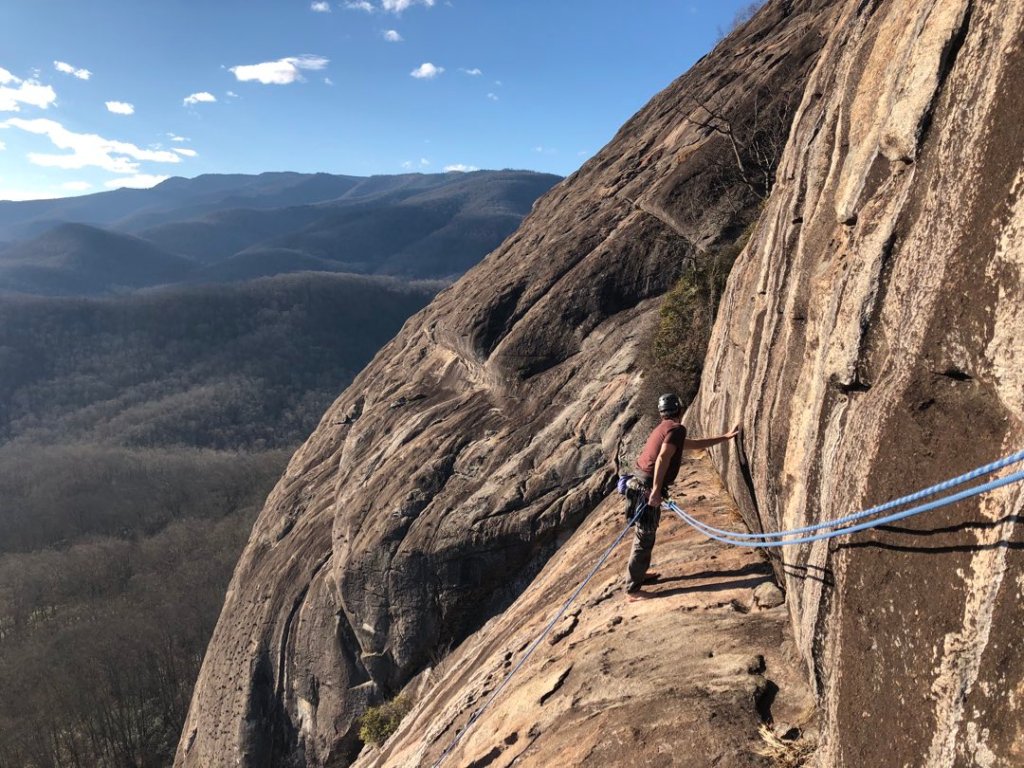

685,88,795,201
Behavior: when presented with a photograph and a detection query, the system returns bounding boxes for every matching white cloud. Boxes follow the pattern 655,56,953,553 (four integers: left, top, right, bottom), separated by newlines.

324,77,334,86
401,160,413,169
61,181,92,191
344,1,374,11
420,157,430,166
230,55,328,85
410,62,443,79
311,1,331,10
0,185,55,201
3,117,181,174
444,164,477,172
0,68,57,112
382,0,435,12
0,139,5,150
183,92,216,106
104,174,170,190
226,91,239,98
172,147,198,157
486,92,498,101
53,60,91,80
105,101,135,115
168,133,189,142
459,67,482,76
383,29,403,42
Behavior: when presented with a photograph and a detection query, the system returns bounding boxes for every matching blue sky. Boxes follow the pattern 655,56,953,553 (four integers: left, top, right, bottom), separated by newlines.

0,0,760,201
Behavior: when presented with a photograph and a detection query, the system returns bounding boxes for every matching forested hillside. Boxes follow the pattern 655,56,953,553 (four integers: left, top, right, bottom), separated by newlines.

0,273,440,767
0,448,282,768
0,273,441,448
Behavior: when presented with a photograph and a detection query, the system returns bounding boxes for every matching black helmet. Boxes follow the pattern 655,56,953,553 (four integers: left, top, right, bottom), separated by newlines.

658,393,682,415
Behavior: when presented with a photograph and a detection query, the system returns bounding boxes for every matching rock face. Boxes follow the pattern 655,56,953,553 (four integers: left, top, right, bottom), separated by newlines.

689,0,1024,764
175,2,833,765
353,458,817,768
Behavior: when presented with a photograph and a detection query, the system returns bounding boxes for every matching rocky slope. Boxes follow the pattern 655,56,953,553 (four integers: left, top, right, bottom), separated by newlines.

353,458,817,768
689,0,1024,764
176,1,834,765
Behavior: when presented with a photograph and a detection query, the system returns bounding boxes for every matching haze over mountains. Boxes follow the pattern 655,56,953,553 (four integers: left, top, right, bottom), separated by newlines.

0,170,560,295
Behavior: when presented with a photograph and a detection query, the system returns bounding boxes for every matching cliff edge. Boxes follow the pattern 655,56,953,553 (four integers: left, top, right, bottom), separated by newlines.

176,1,832,765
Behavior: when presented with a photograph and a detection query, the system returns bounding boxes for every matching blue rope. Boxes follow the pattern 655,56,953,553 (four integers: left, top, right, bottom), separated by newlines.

670,449,1024,541
431,504,644,767
667,468,1024,548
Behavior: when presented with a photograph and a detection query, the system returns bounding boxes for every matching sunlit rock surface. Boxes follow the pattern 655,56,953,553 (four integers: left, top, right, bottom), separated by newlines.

353,458,816,768
690,0,1024,764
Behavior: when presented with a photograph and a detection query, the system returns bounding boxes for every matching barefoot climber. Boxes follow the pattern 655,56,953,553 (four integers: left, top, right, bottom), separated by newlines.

624,393,739,600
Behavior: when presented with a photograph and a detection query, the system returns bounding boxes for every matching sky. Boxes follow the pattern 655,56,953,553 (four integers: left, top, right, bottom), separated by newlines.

0,0,761,201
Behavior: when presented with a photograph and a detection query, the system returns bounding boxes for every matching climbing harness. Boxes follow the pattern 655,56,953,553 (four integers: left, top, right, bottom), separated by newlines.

619,473,655,526
429,450,1024,765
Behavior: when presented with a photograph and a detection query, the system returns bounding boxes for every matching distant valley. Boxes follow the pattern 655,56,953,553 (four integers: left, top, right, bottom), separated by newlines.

0,170,559,767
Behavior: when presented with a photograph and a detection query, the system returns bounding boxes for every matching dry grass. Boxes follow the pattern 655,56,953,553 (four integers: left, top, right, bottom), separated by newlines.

755,724,816,768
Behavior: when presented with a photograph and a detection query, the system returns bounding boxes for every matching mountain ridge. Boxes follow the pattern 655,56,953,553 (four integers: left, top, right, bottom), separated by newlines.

0,171,561,294
0,170,558,241
0,222,197,295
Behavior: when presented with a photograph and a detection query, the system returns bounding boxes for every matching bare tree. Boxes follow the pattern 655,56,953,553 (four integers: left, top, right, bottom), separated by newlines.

685,87,796,201
731,1,766,31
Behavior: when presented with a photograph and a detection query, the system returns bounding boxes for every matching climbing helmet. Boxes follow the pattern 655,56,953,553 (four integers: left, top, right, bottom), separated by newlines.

658,392,682,415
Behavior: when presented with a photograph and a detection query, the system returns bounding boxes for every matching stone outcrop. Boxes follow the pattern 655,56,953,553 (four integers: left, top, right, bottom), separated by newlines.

689,0,1024,764
176,2,834,765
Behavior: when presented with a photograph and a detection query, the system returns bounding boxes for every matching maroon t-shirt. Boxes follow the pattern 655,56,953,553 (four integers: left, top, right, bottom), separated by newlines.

635,418,687,486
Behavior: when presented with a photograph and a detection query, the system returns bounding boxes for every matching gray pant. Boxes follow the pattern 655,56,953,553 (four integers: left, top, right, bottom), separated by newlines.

626,501,661,592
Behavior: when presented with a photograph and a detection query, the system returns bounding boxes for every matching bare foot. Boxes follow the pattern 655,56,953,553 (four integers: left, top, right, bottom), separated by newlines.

626,590,652,602
643,571,661,583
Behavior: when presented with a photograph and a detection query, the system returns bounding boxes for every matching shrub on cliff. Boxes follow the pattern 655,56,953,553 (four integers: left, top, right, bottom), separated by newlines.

642,221,756,407
358,695,413,746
